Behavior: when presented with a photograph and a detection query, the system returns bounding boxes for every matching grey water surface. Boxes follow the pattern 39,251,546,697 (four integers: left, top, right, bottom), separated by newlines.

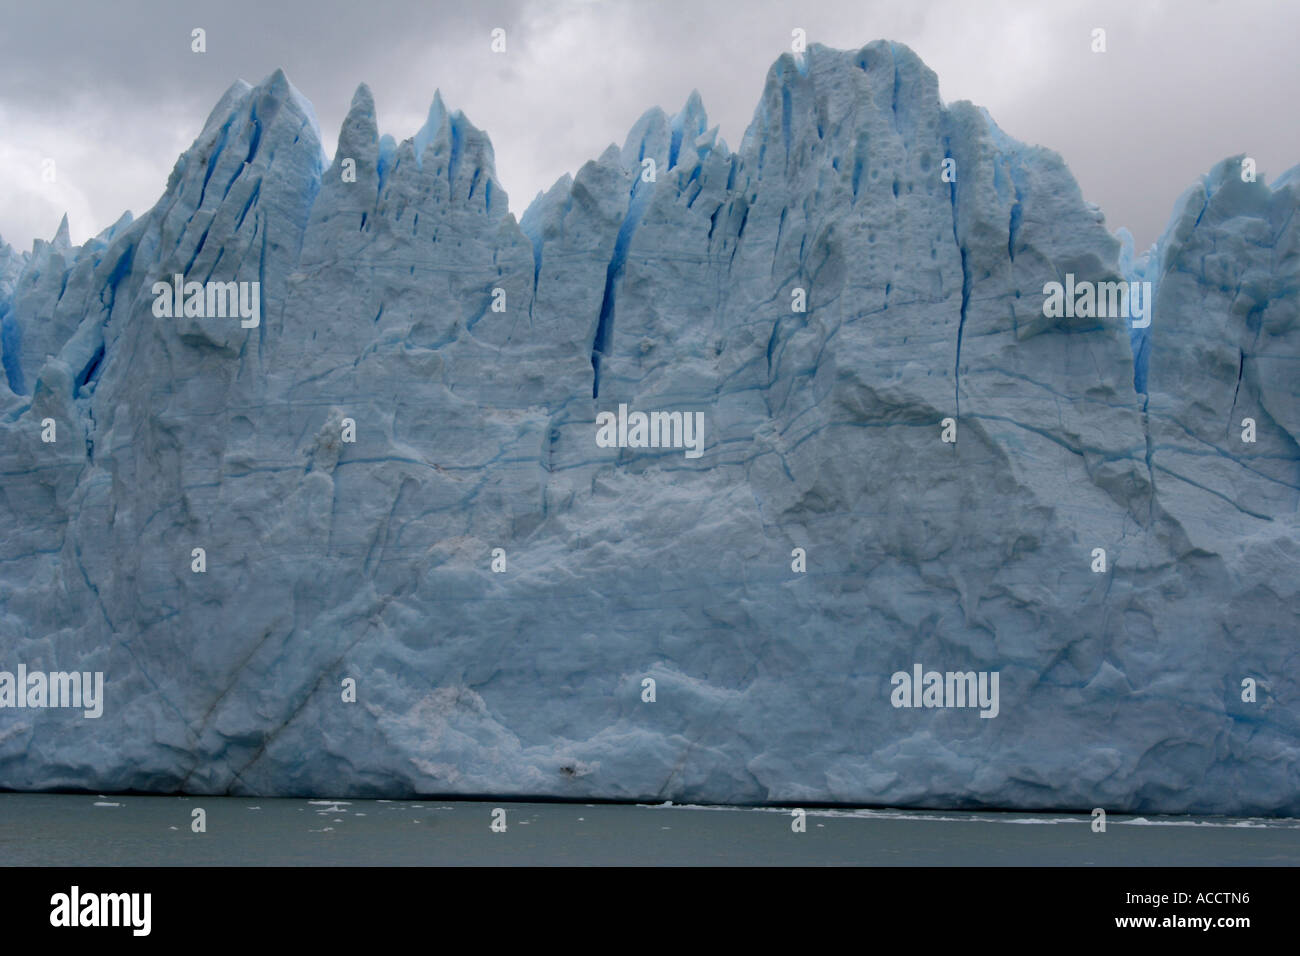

2,794,1298,865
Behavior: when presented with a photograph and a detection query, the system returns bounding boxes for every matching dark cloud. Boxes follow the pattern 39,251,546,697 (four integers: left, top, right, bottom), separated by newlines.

1,0,1297,251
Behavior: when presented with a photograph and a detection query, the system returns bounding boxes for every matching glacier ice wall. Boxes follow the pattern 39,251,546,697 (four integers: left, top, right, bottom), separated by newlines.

0,44,1296,813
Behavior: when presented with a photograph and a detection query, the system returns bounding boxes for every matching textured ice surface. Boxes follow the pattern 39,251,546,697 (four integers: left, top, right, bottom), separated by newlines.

1,44,1297,813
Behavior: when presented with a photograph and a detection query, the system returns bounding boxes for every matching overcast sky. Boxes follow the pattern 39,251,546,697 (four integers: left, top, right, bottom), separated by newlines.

2,0,1297,252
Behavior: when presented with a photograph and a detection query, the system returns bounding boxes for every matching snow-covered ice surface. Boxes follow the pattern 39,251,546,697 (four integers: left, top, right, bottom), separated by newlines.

0,43,1296,814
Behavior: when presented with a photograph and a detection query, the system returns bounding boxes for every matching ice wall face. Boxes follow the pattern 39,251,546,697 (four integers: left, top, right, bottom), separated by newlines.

0,42,1296,813
1144,160,1300,532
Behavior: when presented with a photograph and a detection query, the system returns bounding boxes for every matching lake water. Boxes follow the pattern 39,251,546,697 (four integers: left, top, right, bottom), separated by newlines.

2,793,1297,866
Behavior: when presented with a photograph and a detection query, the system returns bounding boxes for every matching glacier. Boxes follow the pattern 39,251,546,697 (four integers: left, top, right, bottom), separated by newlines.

0,42,1296,814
